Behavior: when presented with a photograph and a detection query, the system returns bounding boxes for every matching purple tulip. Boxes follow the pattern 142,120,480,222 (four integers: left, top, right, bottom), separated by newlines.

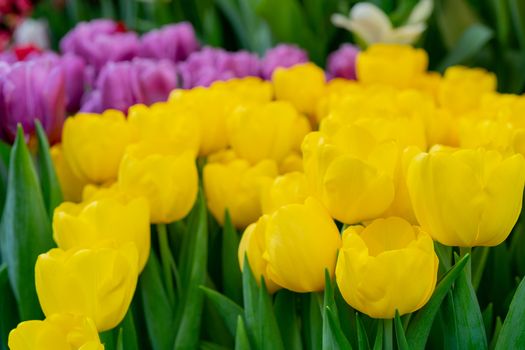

327,44,359,80
260,44,308,79
139,22,199,63
81,58,177,113
0,59,66,143
178,47,260,89
60,19,140,73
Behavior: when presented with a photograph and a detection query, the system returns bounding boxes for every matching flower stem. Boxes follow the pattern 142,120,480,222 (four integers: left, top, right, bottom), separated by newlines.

384,318,393,350
158,223,176,305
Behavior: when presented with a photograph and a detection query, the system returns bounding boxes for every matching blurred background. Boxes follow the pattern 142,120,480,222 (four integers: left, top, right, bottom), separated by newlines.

3,0,525,93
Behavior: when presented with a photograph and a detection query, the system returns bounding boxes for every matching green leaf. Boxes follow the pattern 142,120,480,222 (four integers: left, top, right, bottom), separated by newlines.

394,311,409,350
482,303,493,341
0,126,54,320
435,0,481,49
0,141,9,225
0,264,19,350
139,250,175,350
509,0,525,49
323,269,350,350
355,313,370,350
118,308,139,350
494,274,525,349
116,328,124,350
235,315,251,350
201,286,243,337
437,24,493,71
222,211,242,304
174,189,208,349
35,121,63,217
372,321,383,350
274,290,302,350
472,247,490,291
200,341,231,350
242,256,261,347
258,279,285,350
448,254,488,349
406,253,470,349
490,317,502,349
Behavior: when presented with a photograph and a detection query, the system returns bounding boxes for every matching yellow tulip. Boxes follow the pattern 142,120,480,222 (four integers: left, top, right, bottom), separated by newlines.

279,152,304,173
238,215,280,293
302,126,397,224
53,196,151,271
228,101,310,164
8,314,103,350
264,197,341,292
407,147,525,246
336,217,438,319
62,110,135,184
35,243,139,332
356,44,428,89
211,77,274,104
272,63,325,118
458,118,514,155
438,66,496,114
261,172,309,214
50,145,88,202
204,158,278,228
128,102,200,157
168,87,241,156
118,142,198,223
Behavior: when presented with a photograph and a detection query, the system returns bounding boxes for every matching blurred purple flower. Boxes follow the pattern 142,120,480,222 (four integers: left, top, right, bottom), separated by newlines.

60,19,139,73
178,47,260,88
0,59,66,143
139,22,199,63
327,44,359,80
260,44,308,79
81,58,177,113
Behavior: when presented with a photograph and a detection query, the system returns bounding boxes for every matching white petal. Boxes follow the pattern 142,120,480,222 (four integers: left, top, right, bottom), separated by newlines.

386,23,427,45
350,3,393,32
13,19,50,49
407,0,434,25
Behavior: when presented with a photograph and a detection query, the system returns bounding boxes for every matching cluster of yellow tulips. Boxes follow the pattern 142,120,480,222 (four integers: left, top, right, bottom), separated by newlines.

8,43,525,348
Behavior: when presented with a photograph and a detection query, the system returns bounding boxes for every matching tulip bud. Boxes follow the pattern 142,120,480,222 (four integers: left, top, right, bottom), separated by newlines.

238,215,280,293
62,110,135,184
327,44,359,80
261,172,309,214
139,22,199,63
264,197,341,292
336,217,438,318
356,44,428,89
204,158,278,228
118,143,198,223
302,125,397,224
53,196,151,271
260,44,308,80
211,77,273,105
228,101,310,165
8,314,103,350
272,63,325,119
35,243,139,332
407,147,525,247
50,144,88,202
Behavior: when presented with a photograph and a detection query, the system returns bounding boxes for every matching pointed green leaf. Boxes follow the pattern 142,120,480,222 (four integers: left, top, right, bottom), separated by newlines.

482,303,493,341
494,275,525,349
201,286,243,337
235,315,251,350
323,269,348,350
139,250,175,350
118,308,139,350
242,256,261,347
372,321,383,350
274,290,302,350
325,307,352,350
394,311,409,350
356,313,370,350
0,126,54,320
258,279,285,350
490,317,502,349
449,254,488,349
0,264,19,350
406,253,470,349
35,120,63,217
174,189,208,349
116,328,124,350
222,210,242,304
0,141,9,219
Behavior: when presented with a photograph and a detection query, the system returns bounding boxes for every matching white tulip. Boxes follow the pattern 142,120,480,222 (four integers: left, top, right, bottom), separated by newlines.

331,0,433,46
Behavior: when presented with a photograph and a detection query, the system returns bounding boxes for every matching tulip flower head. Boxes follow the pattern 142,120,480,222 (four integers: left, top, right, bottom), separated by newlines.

8,314,103,350
407,147,525,247
336,217,438,318
35,243,139,332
